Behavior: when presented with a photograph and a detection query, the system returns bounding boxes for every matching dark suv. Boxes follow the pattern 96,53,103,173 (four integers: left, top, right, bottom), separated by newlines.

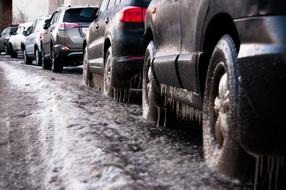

143,0,286,182
0,26,18,54
42,5,98,72
83,0,150,100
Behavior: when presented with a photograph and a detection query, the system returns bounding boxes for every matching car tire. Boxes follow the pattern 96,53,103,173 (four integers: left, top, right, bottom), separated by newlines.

35,47,42,66
4,44,10,55
82,47,93,87
103,47,114,97
51,48,63,73
203,35,251,181
9,44,17,58
23,48,32,65
142,41,161,122
42,50,52,70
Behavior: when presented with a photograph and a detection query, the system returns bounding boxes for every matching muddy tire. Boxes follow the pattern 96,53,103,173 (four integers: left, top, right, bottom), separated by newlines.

42,50,52,70
4,44,9,55
82,47,93,87
23,48,32,65
103,47,114,97
142,41,161,122
9,44,17,58
51,48,63,73
35,47,42,66
203,35,250,181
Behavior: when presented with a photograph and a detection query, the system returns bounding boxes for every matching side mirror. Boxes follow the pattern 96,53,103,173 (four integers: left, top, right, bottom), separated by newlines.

25,26,33,36
43,19,51,30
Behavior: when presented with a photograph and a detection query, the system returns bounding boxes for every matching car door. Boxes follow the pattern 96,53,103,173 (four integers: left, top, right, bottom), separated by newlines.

43,11,59,58
178,0,209,93
25,21,37,55
88,0,110,74
152,0,182,87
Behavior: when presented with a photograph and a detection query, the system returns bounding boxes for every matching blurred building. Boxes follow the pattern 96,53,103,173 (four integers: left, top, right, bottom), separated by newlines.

12,0,101,23
0,0,12,31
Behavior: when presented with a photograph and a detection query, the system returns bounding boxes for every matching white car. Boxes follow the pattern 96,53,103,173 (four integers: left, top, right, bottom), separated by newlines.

8,22,32,58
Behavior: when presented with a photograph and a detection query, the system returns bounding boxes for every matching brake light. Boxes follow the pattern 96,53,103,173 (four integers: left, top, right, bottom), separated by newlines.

57,23,80,30
119,7,147,23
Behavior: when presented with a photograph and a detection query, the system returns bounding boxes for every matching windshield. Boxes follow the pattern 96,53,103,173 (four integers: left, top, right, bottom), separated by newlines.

63,8,97,23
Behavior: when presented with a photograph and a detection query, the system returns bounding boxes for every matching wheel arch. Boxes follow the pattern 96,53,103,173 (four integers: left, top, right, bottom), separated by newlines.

144,28,154,51
199,13,240,98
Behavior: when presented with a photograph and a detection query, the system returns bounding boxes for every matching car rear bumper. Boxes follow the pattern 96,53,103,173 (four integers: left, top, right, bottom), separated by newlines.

54,44,83,66
235,15,286,155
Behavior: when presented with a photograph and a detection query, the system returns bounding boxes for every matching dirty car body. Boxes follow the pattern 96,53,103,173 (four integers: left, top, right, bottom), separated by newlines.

143,0,286,180
83,0,151,97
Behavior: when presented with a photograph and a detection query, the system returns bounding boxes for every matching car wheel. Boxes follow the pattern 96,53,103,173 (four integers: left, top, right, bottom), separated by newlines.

203,35,251,180
4,44,8,55
35,48,42,66
9,44,17,58
82,47,93,87
23,48,32,65
142,41,161,122
42,51,51,70
103,47,114,97
51,48,63,73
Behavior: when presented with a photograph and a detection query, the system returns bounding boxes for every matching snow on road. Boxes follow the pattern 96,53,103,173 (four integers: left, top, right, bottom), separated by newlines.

0,56,248,190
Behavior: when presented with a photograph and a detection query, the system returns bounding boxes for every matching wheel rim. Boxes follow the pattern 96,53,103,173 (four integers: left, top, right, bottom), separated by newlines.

210,62,230,149
83,51,88,84
104,55,112,93
36,50,39,64
144,56,152,106
51,49,55,70
23,50,27,63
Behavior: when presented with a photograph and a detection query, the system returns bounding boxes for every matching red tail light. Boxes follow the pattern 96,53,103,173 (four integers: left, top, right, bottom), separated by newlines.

119,6,147,23
57,23,80,31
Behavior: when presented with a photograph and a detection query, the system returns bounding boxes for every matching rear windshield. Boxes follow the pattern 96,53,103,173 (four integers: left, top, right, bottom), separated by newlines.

63,8,97,23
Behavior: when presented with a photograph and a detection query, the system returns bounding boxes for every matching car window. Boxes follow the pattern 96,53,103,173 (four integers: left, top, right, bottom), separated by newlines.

108,0,116,9
99,0,110,14
63,8,97,22
1,29,7,35
51,12,59,25
16,26,24,35
35,19,45,32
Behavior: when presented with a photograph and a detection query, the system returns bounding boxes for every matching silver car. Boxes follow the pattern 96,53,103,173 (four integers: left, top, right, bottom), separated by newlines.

8,22,32,58
21,16,49,65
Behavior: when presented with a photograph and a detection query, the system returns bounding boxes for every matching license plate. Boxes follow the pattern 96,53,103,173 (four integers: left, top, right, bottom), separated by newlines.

81,27,88,35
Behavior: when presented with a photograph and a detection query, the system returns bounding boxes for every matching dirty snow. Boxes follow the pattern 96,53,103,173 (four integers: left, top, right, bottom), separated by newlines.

0,55,251,190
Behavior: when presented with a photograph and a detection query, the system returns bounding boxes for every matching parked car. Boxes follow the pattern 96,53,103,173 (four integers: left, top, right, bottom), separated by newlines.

0,25,18,54
8,22,32,58
42,5,98,72
143,0,286,181
83,0,151,101
21,16,49,65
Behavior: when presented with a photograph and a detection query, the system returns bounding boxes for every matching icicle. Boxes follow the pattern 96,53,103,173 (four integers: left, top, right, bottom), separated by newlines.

260,156,264,178
156,107,161,127
163,108,167,127
268,156,274,190
275,156,280,190
254,156,260,190
119,89,122,102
